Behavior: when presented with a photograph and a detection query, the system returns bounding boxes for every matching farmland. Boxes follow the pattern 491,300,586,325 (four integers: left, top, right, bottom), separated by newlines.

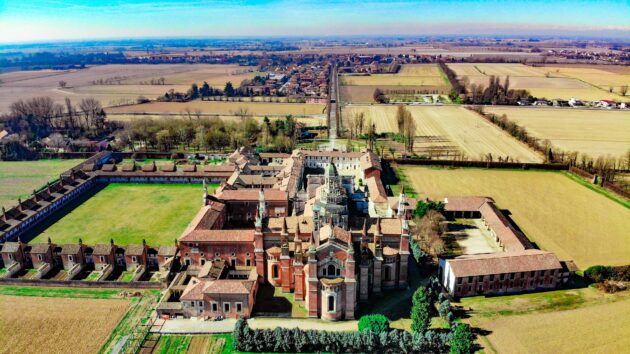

148,335,232,354
0,294,130,354
106,100,327,116
460,287,630,354
0,159,83,209
342,105,542,162
540,64,630,96
340,64,451,103
484,107,630,158
0,64,259,113
447,63,621,101
401,166,630,268
32,183,207,246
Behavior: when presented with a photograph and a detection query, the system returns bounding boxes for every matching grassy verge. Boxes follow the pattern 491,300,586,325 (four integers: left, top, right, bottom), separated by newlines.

85,271,102,282
99,290,161,354
0,285,121,299
120,271,135,282
563,171,630,209
154,335,192,354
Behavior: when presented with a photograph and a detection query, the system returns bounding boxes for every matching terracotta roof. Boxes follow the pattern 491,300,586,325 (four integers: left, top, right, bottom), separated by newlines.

215,188,287,202
92,244,114,255
446,250,562,278
259,152,291,158
204,164,236,173
125,244,146,256
180,278,205,300
121,164,136,172
29,243,52,254
141,163,156,172
1,242,20,253
388,197,417,212
204,279,255,295
101,164,117,172
266,216,313,235
360,151,381,171
160,163,176,172
366,176,388,203
179,229,255,243
60,244,82,255
304,150,364,158
183,164,197,172
367,218,403,236
444,196,494,212
479,202,532,252
158,245,178,256
321,277,345,285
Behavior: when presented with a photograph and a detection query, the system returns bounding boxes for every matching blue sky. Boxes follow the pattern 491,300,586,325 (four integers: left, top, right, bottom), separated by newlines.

0,0,628,43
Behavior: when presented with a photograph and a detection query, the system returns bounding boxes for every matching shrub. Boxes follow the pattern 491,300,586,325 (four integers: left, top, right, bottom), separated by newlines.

438,299,451,318
414,200,445,218
410,237,425,263
449,323,475,354
358,314,390,335
584,265,613,283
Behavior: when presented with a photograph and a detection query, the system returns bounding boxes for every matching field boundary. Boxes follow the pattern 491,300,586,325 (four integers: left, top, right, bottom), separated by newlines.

389,158,568,170
0,277,163,289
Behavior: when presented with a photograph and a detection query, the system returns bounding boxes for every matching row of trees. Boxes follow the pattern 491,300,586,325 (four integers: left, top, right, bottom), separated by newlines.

396,105,417,154
116,114,300,153
462,75,531,105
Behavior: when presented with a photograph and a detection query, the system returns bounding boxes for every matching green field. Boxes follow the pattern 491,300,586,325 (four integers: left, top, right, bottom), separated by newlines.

0,159,83,209
32,183,210,246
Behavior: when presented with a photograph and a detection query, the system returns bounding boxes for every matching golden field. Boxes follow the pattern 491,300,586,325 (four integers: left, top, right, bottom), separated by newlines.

402,167,630,268
342,105,542,162
0,64,258,113
0,295,130,354
541,64,630,95
447,63,622,101
460,288,630,354
484,107,630,158
107,100,326,116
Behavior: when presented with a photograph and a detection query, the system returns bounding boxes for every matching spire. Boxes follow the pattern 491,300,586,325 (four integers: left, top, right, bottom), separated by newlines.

294,221,301,241
281,217,288,235
47,237,52,245
110,238,114,246
258,187,266,218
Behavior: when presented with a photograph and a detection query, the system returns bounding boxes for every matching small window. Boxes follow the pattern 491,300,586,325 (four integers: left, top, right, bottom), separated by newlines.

8,254,13,260
68,255,74,262
489,274,494,281
201,259,206,266
100,256,105,262
468,276,473,282
246,259,251,267
211,302,218,312
327,296,335,312
499,274,505,280
197,301,203,307
236,302,243,313
457,278,462,284
215,252,220,257
132,256,137,263
231,259,236,267
224,302,230,313
510,273,515,279
37,254,43,261
231,252,236,257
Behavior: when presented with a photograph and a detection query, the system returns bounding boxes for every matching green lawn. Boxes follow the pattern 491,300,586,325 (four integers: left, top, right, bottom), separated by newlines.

154,335,192,354
85,271,102,282
119,271,135,282
33,183,213,246
0,159,83,209
0,285,122,299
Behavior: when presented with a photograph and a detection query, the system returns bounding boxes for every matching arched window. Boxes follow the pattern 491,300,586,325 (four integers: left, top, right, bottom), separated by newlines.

327,264,336,277
385,267,391,281
328,295,335,312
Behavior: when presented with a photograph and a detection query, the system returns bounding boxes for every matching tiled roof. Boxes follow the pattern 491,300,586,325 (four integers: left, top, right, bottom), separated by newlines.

180,278,205,300
204,279,256,295
479,202,532,252
444,196,494,212
360,151,381,171
387,197,418,212
179,229,255,243
260,153,291,158
367,218,403,236
125,244,146,256
29,243,52,254
160,163,176,172
215,188,287,202
92,244,113,255
383,246,399,256
266,216,313,235
60,244,82,255
158,245,178,256
1,242,20,253
366,176,388,203
204,164,237,173
446,250,562,278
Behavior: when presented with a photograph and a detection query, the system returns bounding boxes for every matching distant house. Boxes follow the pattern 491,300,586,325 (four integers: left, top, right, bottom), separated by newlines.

124,241,148,271
598,100,617,108
1,240,30,270
92,240,117,270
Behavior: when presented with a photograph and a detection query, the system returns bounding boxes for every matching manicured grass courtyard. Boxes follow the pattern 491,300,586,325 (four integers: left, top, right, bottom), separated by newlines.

0,159,83,209
32,183,214,246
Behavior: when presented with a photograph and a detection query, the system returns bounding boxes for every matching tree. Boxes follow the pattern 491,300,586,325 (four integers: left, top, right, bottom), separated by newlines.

200,81,211,100
449,323,474,354
58,80,67,88
438,299,451,318
413,200,445,218
411,286,431,334
621,85,628,97
224,81,235,97
358,315,390,335
190,83,199,99
366,122,377,151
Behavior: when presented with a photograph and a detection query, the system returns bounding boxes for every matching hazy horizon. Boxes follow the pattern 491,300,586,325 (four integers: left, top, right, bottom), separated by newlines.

1,0,629,44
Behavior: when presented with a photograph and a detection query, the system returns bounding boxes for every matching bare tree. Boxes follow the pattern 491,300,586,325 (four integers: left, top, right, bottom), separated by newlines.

621,85,628,97
78,98,102,131
234,107,251,122
58,80,67,88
